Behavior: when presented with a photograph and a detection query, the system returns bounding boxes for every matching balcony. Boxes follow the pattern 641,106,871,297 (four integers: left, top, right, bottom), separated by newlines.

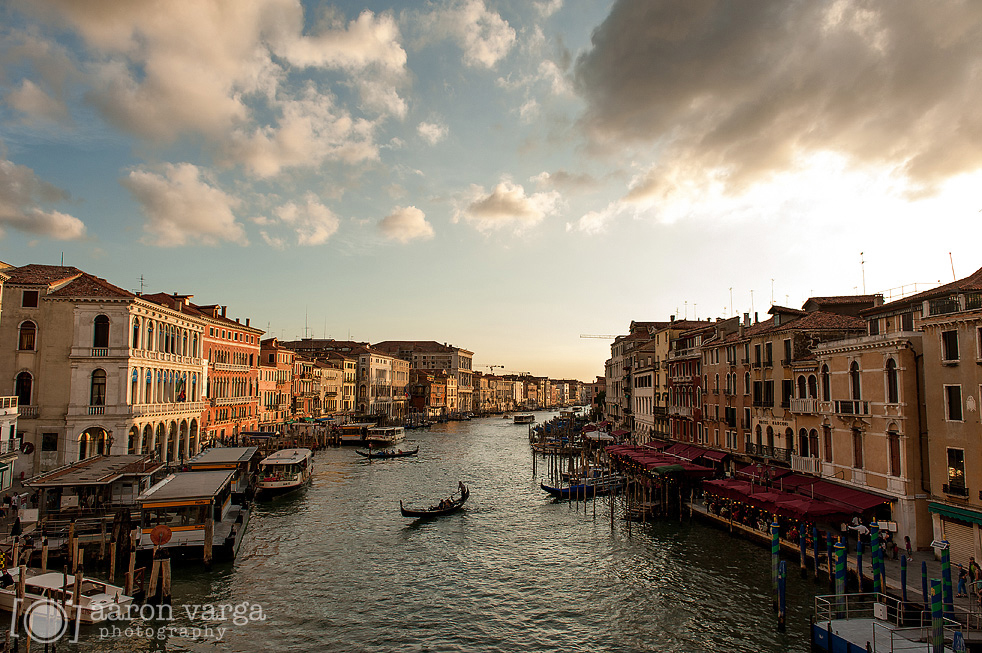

943,483,969,498
834,400,870,416
929,297,960,316
752,361,762,369
745,441,792,463
763,358,773,368
88,405,105,415
91,348,109,357
791,454,821,475
781,358,793,367
674,406,692,417
0,439,19,455
790,398,818,414
20,405,40,419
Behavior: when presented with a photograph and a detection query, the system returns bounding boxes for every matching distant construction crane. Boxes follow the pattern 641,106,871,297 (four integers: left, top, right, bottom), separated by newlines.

484,365,506,372
579,334,618,339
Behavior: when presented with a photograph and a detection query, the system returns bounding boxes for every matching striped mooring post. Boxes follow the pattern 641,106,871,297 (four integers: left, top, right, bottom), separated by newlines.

777,560,787,632
834,540,847,618
931,578,944,653
857,541,864,591
771,519,780,612
941,542,953,617
900,555,908,603
798,523,806,577
870,522,881,594
922,561,929,607
813,526,820,581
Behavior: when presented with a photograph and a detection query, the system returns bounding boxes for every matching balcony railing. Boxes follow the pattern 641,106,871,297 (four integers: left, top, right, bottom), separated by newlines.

20,405,40,418
88,405,105,415
0,439,19,455
763,358,773,368
745,441,792,463
929,297,960,316
674,406,692,417
790,398,818,414
91,348,109,357
942,483,969,498
791,454,821,475
834,400,870,416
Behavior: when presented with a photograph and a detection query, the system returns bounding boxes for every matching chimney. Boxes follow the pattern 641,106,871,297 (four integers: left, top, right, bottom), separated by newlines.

754,312,758,324
235,318,240,323
743,313,750,327
246,318,250,327
739,323,745,338
221,306,227,317
670,315,675,323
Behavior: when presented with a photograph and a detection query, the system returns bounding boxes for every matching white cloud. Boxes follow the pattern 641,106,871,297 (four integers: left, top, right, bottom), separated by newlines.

5,79,70,122
0,156,85,240
222,85,379,178
454,180,560,233
272,193,340,246
121,163,246,247
419,0,516,68
379,206,434,243
275,9,406,72
417,121,448,145
535,0,564,18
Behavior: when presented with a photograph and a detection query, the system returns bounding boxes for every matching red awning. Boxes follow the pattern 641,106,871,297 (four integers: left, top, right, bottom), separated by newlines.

611,429,630,437
674,445,707,461
698,449,728,462
664,443,689,456
799,480,890,512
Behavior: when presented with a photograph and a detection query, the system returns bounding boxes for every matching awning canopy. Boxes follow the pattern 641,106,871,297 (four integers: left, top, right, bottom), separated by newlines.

802,480,890,512
698,450,728,463
735,463,792,482
703,479,851,522
929,502,982,527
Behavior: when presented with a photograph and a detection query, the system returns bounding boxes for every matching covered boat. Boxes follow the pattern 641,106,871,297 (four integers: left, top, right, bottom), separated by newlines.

255,448,313,499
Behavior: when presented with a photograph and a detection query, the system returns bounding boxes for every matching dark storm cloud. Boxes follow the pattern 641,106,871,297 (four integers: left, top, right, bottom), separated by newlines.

573,0,982,198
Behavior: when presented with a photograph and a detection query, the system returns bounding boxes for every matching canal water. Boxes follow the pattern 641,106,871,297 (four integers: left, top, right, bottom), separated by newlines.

56,412,826,651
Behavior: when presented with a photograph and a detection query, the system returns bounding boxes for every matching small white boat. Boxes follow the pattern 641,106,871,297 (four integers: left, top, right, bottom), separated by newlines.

0,568,134,624
256,448,313,499
364,426,406,446
514,414,535,424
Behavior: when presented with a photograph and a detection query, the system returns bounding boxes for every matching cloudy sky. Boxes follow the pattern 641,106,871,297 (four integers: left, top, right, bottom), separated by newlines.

2,0,982,382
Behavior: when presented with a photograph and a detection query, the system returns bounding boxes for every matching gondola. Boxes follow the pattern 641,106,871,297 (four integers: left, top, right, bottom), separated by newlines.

355,447,419,460
400,481,469,518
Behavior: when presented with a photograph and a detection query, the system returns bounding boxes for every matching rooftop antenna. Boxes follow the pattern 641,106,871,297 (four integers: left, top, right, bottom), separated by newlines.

750,290,754,317
861,251,866,294
139,275,146,294
61,252,64,265
684,301,688,320
729,288,733,318
950,252,956,281
694,303,697,320
770,279,775,305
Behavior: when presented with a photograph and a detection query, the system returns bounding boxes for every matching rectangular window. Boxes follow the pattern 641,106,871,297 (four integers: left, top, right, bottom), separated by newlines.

781,379,793,408
21,290,39,307
852,429,863,469
763,380,774,407
945,385,963,421
824,426,832,463
868,319,879,336
754,344,761,365
947,448,965,490
764,342,773,366
41,433,58,451
901,312,914,331
942,330,959,361
783,339,792,363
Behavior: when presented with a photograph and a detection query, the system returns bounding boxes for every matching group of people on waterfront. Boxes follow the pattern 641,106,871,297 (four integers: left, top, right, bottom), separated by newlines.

956,557,982,607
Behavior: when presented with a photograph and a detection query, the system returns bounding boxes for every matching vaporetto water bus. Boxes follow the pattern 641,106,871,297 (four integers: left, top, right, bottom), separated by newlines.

364,426,406,446
255,448,313,499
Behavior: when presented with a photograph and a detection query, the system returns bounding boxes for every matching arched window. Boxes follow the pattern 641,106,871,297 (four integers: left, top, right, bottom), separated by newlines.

755,424,762,445
182,331,188,356
145,370,152,404
808,375,818,399
823,424,833,462
147,321,154,351
90,369,107,405
18,321,36,350
821,365,831,402
744,372,751,395
766,426,774,448
130,369,139,404
798,428,809,457
850,361,861,400
797,375,807,399
886,358,899,403
809,429,819,459
192,333,198,358
132,318,140,349
93,315,110,348
15,371,32,406
852,428,863,468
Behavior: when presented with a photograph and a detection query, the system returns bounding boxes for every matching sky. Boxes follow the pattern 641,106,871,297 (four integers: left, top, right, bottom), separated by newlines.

2,0,982,382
